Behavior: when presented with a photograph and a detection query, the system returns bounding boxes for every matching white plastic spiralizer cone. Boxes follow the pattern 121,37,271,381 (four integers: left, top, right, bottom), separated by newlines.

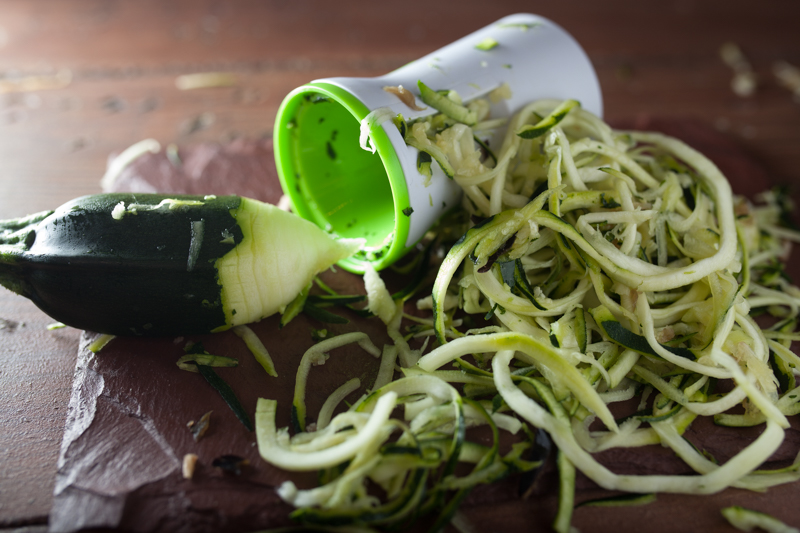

274,13,602,272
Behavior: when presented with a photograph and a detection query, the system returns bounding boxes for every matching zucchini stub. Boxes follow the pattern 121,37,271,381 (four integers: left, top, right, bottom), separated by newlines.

0,193,362,335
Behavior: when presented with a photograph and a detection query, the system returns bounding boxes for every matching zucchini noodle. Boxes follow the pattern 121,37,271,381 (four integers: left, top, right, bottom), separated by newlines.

257,94,800,531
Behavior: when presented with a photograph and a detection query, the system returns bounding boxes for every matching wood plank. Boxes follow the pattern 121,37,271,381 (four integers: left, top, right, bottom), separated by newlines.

0,292,80,525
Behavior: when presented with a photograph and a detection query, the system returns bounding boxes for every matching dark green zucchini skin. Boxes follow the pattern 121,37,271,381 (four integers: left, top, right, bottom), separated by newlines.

0,193,243,336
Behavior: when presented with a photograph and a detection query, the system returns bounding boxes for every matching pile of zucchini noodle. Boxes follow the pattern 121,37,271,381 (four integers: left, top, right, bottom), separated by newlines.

256,89,800,532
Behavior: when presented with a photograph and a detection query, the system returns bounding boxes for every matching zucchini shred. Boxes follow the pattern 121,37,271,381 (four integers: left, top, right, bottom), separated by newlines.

253,87,800,532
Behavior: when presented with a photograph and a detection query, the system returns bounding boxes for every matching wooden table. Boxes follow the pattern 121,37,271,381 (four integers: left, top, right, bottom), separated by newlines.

1,0,798,529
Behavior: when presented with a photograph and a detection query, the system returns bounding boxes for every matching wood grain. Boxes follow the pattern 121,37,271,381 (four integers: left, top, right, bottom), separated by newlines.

0,0,798,528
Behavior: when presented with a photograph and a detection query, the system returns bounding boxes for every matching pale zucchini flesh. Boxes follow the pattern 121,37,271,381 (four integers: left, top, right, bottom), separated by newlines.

216,197,361,330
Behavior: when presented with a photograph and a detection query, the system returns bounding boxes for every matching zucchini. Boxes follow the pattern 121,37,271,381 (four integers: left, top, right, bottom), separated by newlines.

499,258,548,311
516,99,579,139
577,493,657,507
590,305,696,360
417,81,478,126
0,193,361,335
721,506,799,533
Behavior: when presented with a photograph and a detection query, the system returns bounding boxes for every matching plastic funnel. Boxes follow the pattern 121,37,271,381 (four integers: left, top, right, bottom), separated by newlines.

274,13,602,272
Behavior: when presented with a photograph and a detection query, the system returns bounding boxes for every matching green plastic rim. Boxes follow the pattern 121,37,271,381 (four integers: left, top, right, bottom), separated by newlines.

273,82,411,273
